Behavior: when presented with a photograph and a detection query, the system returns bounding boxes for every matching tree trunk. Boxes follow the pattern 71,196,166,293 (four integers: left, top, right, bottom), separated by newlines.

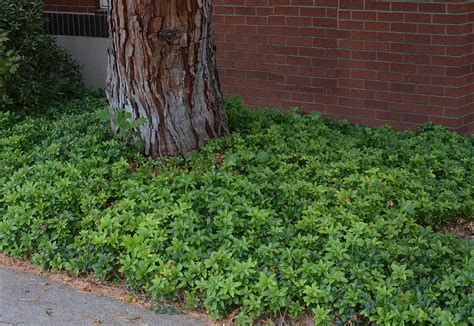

106,0,229,158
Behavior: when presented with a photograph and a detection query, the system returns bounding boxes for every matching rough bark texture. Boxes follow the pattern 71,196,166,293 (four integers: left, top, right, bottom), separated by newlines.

106,0,229,158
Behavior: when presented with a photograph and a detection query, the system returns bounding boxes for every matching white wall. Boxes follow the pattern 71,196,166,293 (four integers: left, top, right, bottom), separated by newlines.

53,35,108,89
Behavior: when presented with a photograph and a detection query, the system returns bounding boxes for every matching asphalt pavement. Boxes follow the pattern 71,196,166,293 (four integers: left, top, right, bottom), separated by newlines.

0,267,206,326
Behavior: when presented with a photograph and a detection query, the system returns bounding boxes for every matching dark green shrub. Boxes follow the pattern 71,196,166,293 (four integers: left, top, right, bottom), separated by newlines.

0,97,473,324
0,0,84,110
0,32,20,107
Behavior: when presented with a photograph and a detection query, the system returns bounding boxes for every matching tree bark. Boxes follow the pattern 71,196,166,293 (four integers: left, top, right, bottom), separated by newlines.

106,0,229,158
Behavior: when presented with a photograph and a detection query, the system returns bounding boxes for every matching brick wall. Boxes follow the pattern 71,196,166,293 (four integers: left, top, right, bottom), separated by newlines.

213,0,473,134
43,0,473,133
44,0,99,13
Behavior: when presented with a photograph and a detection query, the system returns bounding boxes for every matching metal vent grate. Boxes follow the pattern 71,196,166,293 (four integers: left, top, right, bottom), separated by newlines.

44,12,108,38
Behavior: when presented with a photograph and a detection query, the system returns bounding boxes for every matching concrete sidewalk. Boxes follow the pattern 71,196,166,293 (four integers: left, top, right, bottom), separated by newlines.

0,267,206,326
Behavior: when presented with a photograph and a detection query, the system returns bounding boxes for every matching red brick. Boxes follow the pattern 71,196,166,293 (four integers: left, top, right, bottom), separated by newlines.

419,3,446,13
376,111,402,121
404,13,432,24
403,94,430,105
365,22,390,31
351,70,376,80
391,23,417,33
352,108,376,118
391,2,418,12
417,85,445,96
378,12,404,22
364,80,389,91
353,11,377,21
365,1,390,11
387,102,416,113
418,24,446,34
376,91,402,102
403,114,430,124
390,82,416,93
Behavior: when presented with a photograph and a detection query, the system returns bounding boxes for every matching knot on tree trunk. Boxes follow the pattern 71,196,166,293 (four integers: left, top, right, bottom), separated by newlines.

159,30,182,43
